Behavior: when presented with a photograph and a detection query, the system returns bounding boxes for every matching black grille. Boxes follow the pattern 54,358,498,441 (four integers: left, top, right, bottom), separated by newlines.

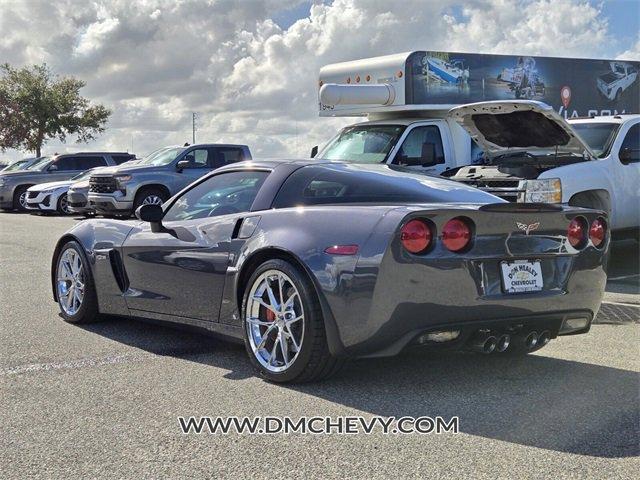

458,179,520,189
27,191,39,199
457,178,522,203
90,176,117,193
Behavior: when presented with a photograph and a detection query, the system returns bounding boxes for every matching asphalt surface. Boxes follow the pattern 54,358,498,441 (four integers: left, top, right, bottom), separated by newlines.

1,212,639,479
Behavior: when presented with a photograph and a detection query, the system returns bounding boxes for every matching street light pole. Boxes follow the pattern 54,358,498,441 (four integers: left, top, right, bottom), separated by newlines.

192,112,197,144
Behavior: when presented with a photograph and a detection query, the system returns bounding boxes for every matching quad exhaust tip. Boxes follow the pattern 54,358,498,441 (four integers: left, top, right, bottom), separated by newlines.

470,333,497,354
525,331,539,350
538,330,551,347
496,334,511,353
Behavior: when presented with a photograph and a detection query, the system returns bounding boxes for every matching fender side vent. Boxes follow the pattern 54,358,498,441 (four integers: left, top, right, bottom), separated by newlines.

108,249,129,293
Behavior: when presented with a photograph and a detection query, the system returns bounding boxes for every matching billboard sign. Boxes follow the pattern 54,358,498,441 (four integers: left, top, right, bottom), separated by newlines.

406,51,639,118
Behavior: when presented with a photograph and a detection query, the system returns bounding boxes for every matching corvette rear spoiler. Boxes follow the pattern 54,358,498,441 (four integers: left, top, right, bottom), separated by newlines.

478,202,563,213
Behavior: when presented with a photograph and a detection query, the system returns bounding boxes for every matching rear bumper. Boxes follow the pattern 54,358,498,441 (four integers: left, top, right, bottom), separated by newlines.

355,310,593,357
328,247,607,357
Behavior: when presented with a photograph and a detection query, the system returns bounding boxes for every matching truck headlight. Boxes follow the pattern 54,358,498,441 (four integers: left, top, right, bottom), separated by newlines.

114,174,132,182
523,178,562,203
114,174,132,190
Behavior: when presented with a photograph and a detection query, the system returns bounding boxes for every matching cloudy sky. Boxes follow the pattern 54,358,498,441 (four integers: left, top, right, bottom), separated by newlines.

1,0,638,162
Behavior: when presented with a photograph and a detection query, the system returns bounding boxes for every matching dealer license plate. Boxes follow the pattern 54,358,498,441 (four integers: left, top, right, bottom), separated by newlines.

501,260,543,294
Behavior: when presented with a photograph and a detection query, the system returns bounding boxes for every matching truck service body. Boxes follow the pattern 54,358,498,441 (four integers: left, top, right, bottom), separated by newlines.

315,51,639,233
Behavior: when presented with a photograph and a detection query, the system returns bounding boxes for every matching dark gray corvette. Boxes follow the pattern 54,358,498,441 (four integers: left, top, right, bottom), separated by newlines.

51,159,609,382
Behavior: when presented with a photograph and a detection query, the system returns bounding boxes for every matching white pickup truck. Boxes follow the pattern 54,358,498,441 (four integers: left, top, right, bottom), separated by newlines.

447,102,640,235
597,62,638,102
316,99,639,235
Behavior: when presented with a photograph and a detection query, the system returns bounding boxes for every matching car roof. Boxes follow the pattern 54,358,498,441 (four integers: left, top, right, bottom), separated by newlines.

51,151,134,158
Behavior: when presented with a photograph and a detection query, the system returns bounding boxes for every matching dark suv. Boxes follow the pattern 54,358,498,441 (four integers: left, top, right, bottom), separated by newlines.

0,152,135,211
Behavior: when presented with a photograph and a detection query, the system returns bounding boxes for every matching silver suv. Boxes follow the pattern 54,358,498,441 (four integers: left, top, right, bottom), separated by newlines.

0,152,135,211
88,144,251,216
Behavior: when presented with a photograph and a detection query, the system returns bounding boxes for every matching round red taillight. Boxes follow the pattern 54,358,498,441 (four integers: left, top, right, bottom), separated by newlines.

567,217,587,248
442,218,472,252
401,219,432,254
589,218,606,248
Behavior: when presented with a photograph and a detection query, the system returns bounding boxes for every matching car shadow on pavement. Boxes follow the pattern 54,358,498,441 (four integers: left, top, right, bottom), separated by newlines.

80,316,639,459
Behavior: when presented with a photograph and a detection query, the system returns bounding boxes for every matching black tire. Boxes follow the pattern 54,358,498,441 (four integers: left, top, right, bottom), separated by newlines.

241,258,344,383
13,185,29,212
54,241,100,324
56,193,72,215
133,187,169,211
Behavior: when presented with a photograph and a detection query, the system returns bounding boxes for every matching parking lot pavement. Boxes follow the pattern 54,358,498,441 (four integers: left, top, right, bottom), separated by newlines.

1,212,639,479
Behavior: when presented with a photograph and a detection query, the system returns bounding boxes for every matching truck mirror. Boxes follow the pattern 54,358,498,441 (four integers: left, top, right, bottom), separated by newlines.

310,146,319,158
135,204,164,233
176,160,190,171
620,147,640,164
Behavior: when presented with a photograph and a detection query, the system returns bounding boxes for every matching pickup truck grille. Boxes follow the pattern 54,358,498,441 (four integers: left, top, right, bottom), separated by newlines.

456,178,524,203
90,177,117,194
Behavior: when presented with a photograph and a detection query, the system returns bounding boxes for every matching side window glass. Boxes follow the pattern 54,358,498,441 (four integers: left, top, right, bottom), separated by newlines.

163,171,269,222
393,126,445,167
81,156,108,168
54,157,78,171
182,149,209,168
218,148,244,167
620,124,639,164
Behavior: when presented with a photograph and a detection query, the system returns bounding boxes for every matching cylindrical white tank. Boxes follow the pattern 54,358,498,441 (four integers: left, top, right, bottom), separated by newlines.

319,83,396,107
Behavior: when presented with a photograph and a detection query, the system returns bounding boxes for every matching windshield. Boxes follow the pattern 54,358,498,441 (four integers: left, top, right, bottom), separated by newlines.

318,125,405,163
571,123,619,157
26,157,51,170
137,147,184,166
4,160,28,171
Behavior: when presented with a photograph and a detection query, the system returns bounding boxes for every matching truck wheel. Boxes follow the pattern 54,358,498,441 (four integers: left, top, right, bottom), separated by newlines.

134,187,169,210
241,259,344,383
13,186,29,212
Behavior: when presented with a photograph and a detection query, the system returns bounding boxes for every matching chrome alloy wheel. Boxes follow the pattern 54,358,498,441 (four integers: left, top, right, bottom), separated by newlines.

246,270,304,373
18,191,28,209
142,195,163,206
56,248,85,316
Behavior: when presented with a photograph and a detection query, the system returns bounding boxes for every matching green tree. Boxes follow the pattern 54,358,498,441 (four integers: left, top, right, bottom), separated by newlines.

0,63,111,157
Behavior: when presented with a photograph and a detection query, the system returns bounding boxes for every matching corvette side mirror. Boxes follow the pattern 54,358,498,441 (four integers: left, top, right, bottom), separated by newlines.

135,204,164,233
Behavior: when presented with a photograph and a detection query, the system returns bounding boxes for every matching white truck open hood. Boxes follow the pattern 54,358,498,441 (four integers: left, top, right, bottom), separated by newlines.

448,100,595,159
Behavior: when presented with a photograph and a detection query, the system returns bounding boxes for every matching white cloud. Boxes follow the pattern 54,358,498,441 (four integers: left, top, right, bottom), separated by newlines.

618,38,640,60
0,0,637,162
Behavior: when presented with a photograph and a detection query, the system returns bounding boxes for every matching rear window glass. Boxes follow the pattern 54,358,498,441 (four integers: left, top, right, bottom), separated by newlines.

273,164,443,207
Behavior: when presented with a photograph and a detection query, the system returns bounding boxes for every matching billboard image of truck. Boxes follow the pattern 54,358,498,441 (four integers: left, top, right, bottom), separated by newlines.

406,51,639,118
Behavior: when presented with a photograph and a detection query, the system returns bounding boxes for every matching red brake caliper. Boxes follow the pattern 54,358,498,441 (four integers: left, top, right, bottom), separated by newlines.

265,308,276,322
